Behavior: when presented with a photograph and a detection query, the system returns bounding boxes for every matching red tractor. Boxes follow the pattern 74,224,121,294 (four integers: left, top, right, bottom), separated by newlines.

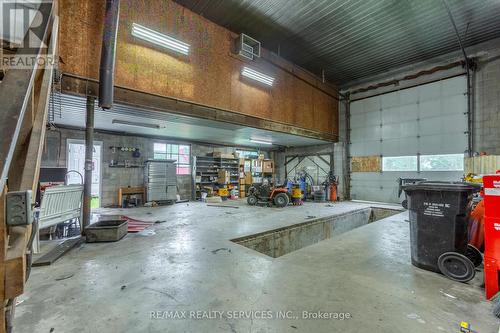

246,184,290,208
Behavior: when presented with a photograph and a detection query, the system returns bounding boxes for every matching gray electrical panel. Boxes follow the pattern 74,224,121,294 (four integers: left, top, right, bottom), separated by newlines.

145,160,177,204
6,190,32,226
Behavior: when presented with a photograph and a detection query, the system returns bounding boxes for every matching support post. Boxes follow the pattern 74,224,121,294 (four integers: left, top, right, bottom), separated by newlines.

82,96,95,234
344,93,351,200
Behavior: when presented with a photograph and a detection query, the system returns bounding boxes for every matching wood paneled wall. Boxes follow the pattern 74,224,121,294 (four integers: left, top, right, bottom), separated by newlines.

59,0,339,138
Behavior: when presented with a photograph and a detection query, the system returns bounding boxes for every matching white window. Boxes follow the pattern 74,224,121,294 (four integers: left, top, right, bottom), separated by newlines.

420,154,464,172
382,156,418,172
154,143,191,175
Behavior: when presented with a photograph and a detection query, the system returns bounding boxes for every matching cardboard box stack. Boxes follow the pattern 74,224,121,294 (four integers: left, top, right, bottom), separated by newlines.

245,172,253,185
218,170,230,184
263,160,274,173
239,178,246,198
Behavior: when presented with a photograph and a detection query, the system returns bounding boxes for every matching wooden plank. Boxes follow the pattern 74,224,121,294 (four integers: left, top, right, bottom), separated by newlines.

19,17,58,193
4,226,28,299
351,156,382,173
0,188,6,333
4,258,25,299
32,238,82,267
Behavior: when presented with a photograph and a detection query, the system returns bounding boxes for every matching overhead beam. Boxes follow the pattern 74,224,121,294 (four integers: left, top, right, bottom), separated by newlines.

60,74,337,143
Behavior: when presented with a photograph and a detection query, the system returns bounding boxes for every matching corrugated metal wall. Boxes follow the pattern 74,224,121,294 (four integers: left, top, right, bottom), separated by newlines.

349,76,468,203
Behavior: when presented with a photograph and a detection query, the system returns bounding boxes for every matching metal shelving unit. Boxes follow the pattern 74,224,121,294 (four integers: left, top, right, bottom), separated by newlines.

193,156,240,199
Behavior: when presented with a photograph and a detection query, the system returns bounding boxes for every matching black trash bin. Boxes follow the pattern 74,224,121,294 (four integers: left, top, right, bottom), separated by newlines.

403,181,481,282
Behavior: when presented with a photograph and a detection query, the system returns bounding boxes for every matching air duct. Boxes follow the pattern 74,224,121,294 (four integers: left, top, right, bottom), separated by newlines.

98,0,120,109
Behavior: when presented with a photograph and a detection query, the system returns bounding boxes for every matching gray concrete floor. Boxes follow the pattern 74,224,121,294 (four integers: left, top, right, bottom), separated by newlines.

15,201,499,332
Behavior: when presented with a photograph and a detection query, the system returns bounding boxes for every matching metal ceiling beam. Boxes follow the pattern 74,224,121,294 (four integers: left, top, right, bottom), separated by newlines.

60,74,337,143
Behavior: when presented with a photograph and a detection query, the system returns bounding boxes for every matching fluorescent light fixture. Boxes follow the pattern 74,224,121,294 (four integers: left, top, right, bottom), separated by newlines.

250,139,273,145
131,23,190,55
241,66,275,86
112,119,163,129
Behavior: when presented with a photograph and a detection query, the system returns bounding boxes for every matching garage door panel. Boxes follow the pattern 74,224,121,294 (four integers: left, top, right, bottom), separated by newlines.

366,140,382,156
442,76,466,97
442,94,467,115
399,104,418,122
419,133,466,155
400,121,418,137
365,111,381,126
350,142,365,156
364,97,381,113
351,174,399,202
399,137,419,154
351,101,365,115
400,88,419,106
442,113,467,134
419,99,441,119
381,123,401,139
380,91,400,109
381,139,400,156
382,107,400,124
350,127,365,143
419,117,442,135
418,81,442,101
350,113,366,129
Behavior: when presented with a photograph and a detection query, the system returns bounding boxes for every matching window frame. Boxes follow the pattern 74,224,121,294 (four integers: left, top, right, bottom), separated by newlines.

419,153,464,172
153,142,191,175
380,153,464,172
381,155,418,172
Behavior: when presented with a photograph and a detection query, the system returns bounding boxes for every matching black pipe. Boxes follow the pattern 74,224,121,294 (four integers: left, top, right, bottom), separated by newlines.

83,96,95,234
442,0,473,156
344,92,351,200
98,0,120,109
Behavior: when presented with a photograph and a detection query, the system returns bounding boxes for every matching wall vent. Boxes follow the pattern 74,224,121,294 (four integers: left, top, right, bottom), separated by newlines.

235,33,261,60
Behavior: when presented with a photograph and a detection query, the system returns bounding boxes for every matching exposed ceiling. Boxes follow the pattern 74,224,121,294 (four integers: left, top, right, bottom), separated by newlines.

52,94,330,148
175,0,500,87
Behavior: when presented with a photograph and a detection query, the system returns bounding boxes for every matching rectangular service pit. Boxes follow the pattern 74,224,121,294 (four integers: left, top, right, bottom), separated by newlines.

231,207,401,258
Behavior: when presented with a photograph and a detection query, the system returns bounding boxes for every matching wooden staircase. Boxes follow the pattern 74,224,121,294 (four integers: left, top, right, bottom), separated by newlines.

0,1,59,332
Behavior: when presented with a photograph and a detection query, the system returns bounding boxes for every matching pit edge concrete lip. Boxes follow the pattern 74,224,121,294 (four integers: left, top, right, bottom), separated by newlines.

231,205,403,243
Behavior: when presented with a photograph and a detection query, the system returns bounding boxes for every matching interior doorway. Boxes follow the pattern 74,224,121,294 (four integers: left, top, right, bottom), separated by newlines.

67,139,102,208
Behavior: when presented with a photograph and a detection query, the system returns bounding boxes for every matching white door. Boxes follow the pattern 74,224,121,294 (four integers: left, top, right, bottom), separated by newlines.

67,139,102,208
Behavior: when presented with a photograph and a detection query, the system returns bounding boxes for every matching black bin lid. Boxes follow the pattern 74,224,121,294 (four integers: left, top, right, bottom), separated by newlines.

403,181,481,192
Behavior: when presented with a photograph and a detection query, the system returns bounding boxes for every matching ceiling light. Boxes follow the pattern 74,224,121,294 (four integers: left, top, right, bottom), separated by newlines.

131,23,190,55
250,139,273,145
112,119,163,129
241,66,275,86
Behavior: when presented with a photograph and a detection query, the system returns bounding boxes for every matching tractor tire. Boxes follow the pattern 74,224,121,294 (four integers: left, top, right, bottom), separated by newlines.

274,193,289,208
247,195,258,206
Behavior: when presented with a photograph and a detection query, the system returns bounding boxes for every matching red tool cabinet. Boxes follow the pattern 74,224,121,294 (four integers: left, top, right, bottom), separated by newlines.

483,172,500,299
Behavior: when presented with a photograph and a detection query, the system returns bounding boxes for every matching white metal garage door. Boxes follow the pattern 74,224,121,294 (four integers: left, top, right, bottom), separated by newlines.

350,76,468,203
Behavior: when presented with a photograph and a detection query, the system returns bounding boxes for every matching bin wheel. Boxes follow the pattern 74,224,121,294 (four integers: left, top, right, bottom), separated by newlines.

437,252,476,283
401,199,408,209
465,244,483,267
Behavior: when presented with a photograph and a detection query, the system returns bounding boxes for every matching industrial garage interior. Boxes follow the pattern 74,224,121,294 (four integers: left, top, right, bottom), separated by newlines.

2,0,500,332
